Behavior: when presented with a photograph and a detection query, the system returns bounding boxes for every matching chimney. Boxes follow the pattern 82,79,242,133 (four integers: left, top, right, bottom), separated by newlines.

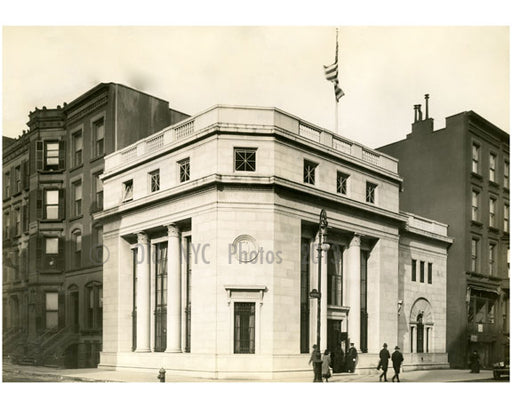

410,94,434,136
413,105,420,123
425,94,430,119
418,105,423,121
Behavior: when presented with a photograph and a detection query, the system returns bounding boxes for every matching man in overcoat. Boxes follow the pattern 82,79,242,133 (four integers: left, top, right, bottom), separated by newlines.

378,343,391,382
391,346,404,382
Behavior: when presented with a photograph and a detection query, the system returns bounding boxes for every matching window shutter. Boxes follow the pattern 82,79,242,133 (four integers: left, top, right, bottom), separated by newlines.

10,170,15,196
58,188,65,220
36,141,43,171
37,189,43,220
57,236,65,271
23,204,29,232
36,234,44,271
22,160,29,190
58,290,66,329
58,140,66,170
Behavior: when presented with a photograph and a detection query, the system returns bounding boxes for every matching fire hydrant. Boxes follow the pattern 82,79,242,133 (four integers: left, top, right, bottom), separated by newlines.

157,368,166,382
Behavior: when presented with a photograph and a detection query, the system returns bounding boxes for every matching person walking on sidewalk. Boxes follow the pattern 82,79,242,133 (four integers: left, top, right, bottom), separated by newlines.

322,349,332,382
347,343,358,373
378,343,391,382
309,344,323,382
469,350,480,373
391,346,404,382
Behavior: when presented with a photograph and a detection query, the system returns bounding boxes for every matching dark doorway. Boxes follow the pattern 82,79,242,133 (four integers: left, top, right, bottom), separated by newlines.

417,313,424,353
70,291,79,333
63,343,78,368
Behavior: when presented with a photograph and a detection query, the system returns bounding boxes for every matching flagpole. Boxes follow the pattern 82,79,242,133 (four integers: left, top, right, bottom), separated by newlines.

335,28,339,135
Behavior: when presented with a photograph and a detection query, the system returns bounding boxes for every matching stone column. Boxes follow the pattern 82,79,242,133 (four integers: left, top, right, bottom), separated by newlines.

347,234,361,350
136,232,151,352
166,224,182,352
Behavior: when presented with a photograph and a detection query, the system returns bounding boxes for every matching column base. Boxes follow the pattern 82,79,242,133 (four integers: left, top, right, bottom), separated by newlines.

165,348,182,353
134,348,151,353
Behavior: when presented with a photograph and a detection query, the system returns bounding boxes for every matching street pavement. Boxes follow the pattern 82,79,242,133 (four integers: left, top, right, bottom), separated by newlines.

1,362,505,383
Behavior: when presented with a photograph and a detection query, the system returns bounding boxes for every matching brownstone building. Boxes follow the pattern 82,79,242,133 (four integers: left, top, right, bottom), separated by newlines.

2,83,188,367
378,99,510,368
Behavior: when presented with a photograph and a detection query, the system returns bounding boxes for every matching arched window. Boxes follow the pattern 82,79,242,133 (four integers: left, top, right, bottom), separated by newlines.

68,284,79,332
409,298,434,354
85,281,102,330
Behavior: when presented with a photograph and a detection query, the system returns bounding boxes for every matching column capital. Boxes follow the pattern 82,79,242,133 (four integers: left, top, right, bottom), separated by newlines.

166,223,180,238
349,234,361,247
137,232,149,245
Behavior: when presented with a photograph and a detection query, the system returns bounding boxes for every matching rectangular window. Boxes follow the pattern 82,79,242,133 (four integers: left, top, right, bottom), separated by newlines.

336,172,349,195
14,208,21,236
472,190,480,221
5,172,11,197
366,182,377,204
73,180,82,217
471,238,480,273
73,130,83,167
360,251,369,353
300,237,310,353
420,261,425,283
234,148,256,172
74,232,82,268
122,180,133,202
504,162,509,189
45,292,59,329
154,242,168,352
45,142,59,169
149,169,160,192
179,158,190,182
489,153,496,182
234,302,255,354
412,259,417,281
327,246,343,307
45,190,59,220
428,263,433,284
303,160,317,185
489,197,496,228
93,118,105,157
15,166,21,193
94,173,103,211
45,237,59,254
489,244,496,275
4,212,10,238
472,144,480,174
505,204,509,232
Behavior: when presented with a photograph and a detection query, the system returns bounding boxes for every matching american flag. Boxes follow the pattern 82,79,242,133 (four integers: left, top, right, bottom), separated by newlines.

323,30,344,102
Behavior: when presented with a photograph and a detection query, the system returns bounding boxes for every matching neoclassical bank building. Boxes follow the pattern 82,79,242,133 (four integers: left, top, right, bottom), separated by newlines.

96,105,452,379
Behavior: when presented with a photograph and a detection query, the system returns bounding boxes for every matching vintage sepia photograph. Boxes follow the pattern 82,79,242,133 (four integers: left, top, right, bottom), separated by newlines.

1,2,511,407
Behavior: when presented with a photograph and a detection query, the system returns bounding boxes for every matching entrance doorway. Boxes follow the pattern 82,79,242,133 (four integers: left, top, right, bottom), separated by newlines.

70,291,79,333
327,319,347,372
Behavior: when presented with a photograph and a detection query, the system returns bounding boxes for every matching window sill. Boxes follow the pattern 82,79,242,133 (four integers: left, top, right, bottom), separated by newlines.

471,172,483,181
471,220,483,228
90,154,105,165
489,180,500,189
69,215,83,222
69,163,84,172
488,226,500,235
38,169,65,174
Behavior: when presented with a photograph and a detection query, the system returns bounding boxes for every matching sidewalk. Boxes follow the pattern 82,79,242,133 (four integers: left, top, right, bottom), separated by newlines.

2,362,498,383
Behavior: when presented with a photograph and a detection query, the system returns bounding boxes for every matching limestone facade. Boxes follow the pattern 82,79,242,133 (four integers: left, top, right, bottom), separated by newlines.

97,105,452,379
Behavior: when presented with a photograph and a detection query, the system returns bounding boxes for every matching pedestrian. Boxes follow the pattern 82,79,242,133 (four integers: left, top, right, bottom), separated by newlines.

308,344,323,382
378,343,391,382
347,343,358,373
469,350,480,373
322,349,332,382
391,346,404,382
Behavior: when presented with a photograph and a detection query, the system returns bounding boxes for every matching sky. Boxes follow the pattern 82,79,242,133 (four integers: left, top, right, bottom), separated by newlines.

2,24,509,150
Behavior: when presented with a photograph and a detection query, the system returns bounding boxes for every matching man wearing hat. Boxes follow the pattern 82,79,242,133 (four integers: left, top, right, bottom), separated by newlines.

308,344,323,382
378,343,391,382
391,346,404,382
